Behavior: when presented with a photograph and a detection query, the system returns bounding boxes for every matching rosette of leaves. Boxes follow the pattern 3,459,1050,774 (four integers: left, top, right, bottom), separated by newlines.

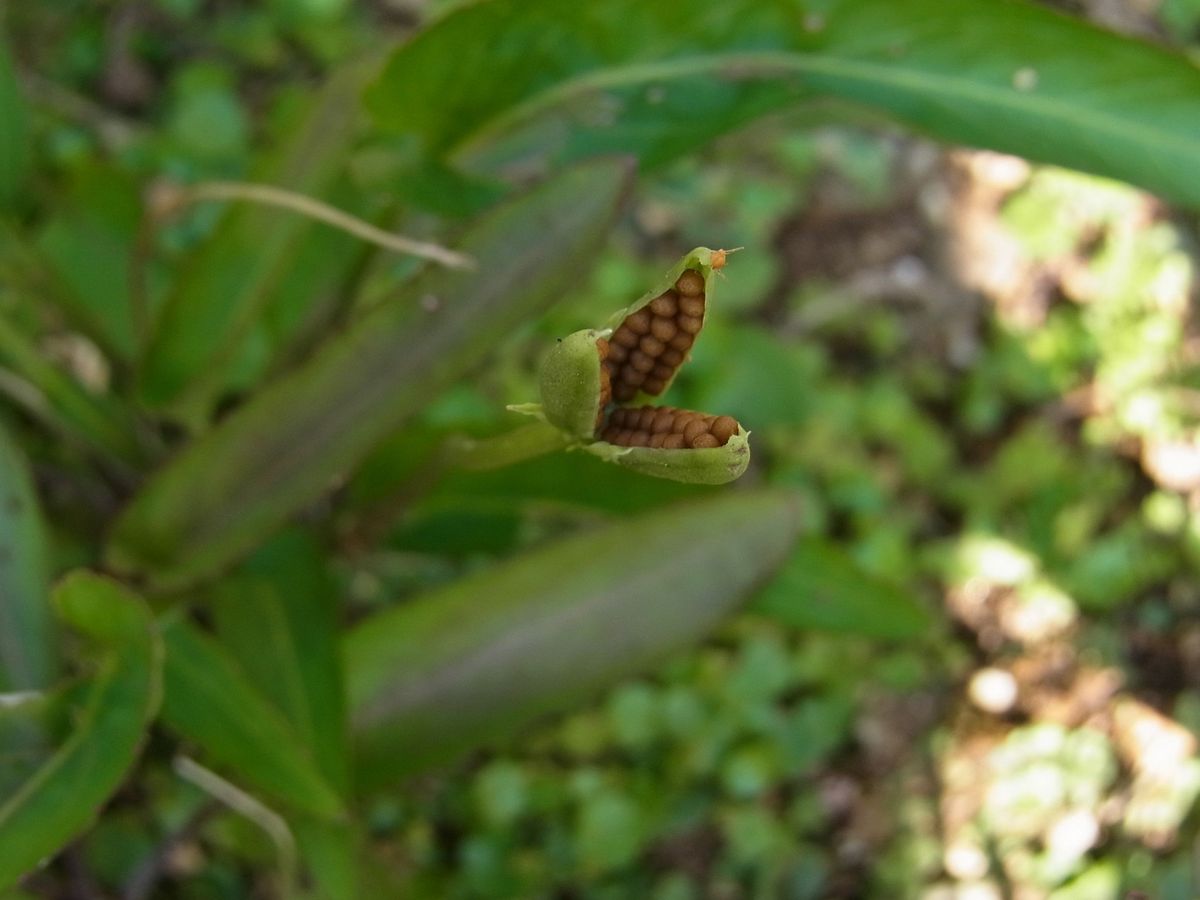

513,247,750,484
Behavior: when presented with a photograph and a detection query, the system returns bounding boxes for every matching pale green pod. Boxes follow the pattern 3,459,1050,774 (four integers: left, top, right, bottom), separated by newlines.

585,427,751,485
537,328,605,440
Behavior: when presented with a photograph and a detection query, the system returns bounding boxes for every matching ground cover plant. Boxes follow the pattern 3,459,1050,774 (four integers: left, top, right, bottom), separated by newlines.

2,0,1200,897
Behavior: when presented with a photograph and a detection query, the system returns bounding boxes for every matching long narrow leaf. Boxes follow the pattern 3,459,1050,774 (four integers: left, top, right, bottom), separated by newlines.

210,530,349,794
158,616,346,820
0,420,55,691
366,0,1200,207
0,573,161,890
346,489,804,788
106,158,631,591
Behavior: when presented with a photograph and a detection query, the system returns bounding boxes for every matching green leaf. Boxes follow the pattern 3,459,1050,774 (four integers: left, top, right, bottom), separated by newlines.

158,615,346,820
210,530,349,795
367,0,1200,207
750,537,931,639
345,489,804,788
0,29,30,209
0,420,56,692
0,313,144,467
33,165,144,363
0,573,161,890
139,60,372,416
0,689,62,800
106,158,631,592
293,818,362,900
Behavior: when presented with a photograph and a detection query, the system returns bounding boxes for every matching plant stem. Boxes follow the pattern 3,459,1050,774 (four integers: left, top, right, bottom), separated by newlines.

173,757,297,898
181,181,475,270
448,420,571,471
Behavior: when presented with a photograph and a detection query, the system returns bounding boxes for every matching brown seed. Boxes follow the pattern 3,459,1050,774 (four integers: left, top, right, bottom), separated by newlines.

637,407,656,429
608,408,626,427
623,367,647,386
650,317,677,342
639,334,665,356
630,430,651,447
659,348,684,367
651,363,674,380
649,292,678,317
649,433,666,448
676,269,704,296
680,295,705,317
651,409,675,433
668,332,694,352
614,382,637,402
613,326,639,348
691,433,720,449
711,415,738,445
625,309,651,335
663,433,686,449
600,366,611,387
629,350,655,373
596,338,610,361
607,342,628,363
678,314,702,335
672,412,696,434
642,378,665,395
683,419,709,443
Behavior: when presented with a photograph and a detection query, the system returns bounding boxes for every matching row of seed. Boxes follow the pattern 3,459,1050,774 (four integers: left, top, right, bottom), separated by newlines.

600,405,740,449
604,268,707,403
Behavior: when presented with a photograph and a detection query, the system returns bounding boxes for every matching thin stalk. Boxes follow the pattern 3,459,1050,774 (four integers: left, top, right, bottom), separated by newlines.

173,757,297,898
446,420,571,471
178,181,474,270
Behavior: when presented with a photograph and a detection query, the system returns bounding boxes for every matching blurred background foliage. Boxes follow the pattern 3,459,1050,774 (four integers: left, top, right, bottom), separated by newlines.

2,0,1200,898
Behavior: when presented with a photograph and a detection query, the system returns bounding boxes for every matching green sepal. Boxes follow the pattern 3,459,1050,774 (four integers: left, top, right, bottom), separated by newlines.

537,328,605,440
584,427,751,485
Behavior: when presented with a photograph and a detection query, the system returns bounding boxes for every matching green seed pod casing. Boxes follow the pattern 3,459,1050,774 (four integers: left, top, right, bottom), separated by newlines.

586,425,751,485
537,329,605,440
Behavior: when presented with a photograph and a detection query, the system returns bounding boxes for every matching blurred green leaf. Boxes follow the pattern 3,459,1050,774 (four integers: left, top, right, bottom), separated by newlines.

140,59,371,417
751,537,931,639
106,158,631,591
0,30,30,209
210,530,349,794
367,0,1200,207
0,420,56,692
0,573,161,890
0,689,63,800
33,165,143,362
0,313,144,467
346,489,804,788
158,615,346,820
293,818,361,900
